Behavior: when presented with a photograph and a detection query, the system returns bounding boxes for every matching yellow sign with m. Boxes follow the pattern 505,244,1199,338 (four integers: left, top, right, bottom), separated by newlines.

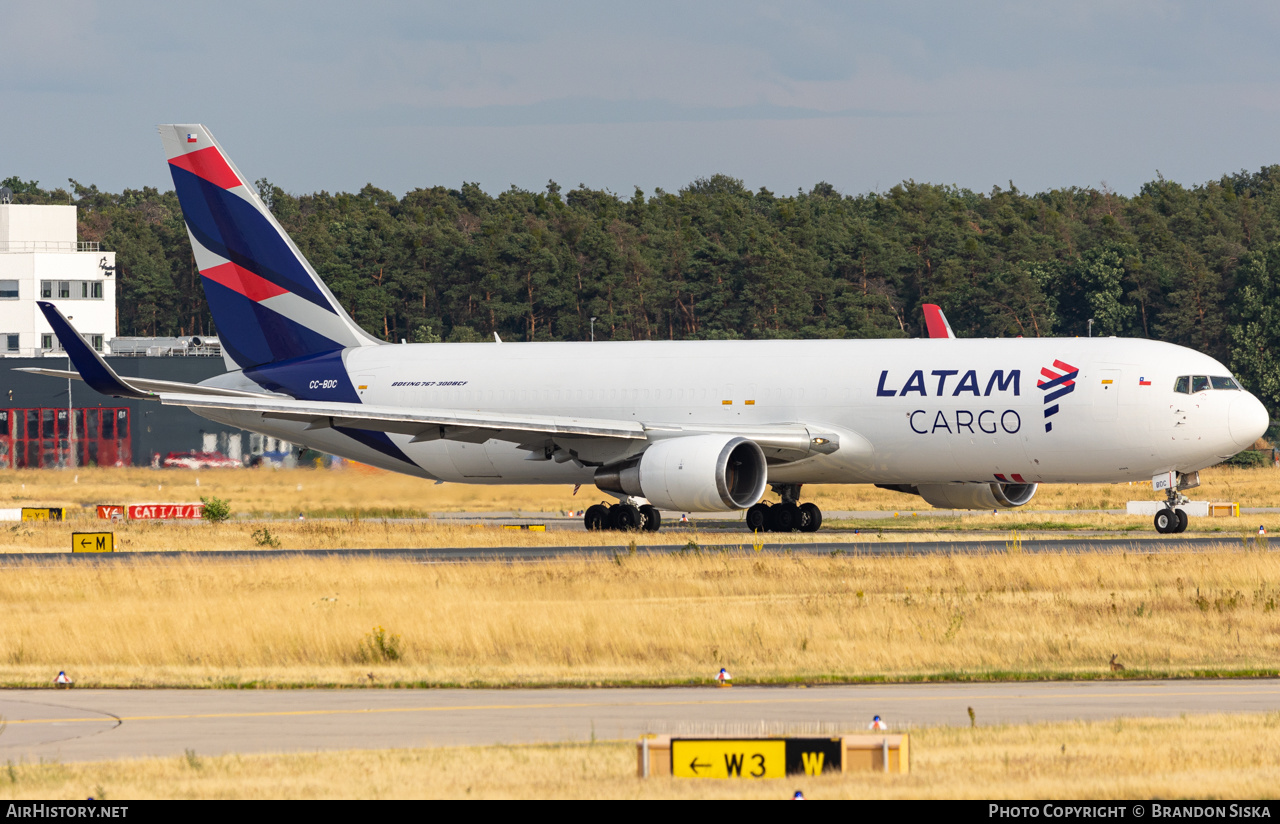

72,532,114,553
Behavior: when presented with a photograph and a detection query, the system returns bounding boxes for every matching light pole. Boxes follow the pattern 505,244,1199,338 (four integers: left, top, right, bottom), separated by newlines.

1087,318,1094,338
65,316,75,468
590,317,597,342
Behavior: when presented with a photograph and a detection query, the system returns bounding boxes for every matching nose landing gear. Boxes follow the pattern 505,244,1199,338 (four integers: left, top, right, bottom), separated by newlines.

745,484,824,533
1154,483,1190,534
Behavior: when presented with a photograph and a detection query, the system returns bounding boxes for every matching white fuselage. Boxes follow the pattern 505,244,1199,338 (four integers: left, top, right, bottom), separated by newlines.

197,336,1267,494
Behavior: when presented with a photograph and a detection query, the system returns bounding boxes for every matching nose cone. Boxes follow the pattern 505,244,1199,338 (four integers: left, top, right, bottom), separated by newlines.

1229,393,1270,449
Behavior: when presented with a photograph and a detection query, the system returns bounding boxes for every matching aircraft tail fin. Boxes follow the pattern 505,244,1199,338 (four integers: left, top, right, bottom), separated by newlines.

158,125,380,370
922,304,955,338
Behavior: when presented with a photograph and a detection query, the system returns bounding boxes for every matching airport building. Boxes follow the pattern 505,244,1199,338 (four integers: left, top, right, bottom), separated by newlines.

0,200,116,357
0,358,290,469
0,200,282,469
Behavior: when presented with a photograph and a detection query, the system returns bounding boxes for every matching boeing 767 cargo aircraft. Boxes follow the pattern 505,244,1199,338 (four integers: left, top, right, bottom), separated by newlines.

18,125,1270,534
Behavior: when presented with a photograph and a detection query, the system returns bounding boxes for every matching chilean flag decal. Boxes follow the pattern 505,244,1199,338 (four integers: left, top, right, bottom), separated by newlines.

187,133,199,143
1139,377,1152,386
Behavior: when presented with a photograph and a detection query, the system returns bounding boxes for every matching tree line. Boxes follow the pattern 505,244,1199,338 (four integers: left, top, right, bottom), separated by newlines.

6,167,1280,414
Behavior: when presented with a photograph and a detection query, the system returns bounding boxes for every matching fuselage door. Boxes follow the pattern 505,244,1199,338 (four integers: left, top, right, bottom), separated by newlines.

1094,369,1121,422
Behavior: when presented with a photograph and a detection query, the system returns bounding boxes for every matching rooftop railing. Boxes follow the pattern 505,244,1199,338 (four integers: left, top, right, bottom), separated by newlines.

108,337,222,358
0,241,101,252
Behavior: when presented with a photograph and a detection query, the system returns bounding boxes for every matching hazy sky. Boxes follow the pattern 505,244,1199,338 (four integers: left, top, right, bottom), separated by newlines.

6,1,1280,198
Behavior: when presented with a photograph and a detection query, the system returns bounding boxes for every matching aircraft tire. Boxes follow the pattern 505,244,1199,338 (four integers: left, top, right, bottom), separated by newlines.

1174,508,1189,533
799,502,822,532
1153,508,1176,534
745,503,770,532
584,504,610,531
770,502,800,532
611,503,644,531
640,504,661,532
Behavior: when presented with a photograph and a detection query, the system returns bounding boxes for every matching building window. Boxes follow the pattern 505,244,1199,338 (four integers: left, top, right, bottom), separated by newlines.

58,281,70,298
41,334,58,351
0,280,17,300
89,334,103,352
81,282,89,298
41,281,52,299
91,281,102,299
4,334,18,353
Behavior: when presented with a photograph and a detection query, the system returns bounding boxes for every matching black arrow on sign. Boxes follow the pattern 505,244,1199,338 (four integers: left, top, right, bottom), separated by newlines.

79,537,92,549
689,757,710,775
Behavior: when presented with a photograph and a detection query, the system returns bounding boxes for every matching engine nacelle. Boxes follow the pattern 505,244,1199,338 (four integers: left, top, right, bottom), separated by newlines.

913,482,1038,509
594,435,768,511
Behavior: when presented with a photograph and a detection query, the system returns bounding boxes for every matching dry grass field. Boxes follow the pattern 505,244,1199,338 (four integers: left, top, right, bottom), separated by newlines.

1,549,1277,687
2,713,1277,799
1,464,1277,521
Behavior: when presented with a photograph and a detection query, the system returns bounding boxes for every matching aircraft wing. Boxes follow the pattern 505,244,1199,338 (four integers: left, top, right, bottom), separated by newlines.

27,299,838,462
158,392,646,442
156,392,836,461
13,367,276,399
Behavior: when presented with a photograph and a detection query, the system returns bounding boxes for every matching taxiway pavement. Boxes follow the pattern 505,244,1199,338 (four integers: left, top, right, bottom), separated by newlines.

2,680,1278,763
0,534,1265,565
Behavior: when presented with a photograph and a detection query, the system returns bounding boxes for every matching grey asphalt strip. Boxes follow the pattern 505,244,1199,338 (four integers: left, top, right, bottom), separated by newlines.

0,535,1266,565
2,681,1277,763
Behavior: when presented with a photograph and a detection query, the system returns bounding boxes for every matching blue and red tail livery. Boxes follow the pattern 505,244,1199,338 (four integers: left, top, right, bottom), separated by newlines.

159,125,379,370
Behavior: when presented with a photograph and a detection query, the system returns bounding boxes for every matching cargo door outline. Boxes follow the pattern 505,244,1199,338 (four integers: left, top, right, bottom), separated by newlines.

1094,368,1121,422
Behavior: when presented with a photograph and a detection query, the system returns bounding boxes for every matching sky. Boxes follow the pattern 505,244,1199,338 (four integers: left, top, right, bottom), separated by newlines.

5,1,1280,199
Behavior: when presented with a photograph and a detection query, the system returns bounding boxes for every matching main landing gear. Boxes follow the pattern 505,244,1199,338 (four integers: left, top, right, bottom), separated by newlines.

1154,484,1189,534
584,501,661,532
744,484,823,533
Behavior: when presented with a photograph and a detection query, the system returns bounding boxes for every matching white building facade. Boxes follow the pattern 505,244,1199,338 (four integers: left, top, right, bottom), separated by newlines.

0,203,117,357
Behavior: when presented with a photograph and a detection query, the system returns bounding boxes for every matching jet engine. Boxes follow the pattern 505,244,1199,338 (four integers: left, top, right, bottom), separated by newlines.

594,435,768,511
879,482,1038,510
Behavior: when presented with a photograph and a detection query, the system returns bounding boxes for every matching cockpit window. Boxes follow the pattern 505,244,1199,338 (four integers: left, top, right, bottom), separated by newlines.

1175,375,1241,392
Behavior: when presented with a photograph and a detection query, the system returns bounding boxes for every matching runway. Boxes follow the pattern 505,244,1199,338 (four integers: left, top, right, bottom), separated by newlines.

0,534,1265,565
2,680,1278,762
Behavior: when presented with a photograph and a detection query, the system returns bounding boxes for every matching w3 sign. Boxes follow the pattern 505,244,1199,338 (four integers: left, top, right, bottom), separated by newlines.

671,738,843,778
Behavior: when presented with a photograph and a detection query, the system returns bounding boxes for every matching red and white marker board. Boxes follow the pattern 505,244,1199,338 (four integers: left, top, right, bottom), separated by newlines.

126,503,204,520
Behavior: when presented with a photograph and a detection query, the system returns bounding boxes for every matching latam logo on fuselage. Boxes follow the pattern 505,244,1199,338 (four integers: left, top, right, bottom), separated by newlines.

877,369,1023,436
876,369,1020,397
1037,360,1079,432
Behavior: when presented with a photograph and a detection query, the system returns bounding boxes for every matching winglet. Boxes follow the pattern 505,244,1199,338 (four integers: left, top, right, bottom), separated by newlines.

36,301,154,399
922,304,955,339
